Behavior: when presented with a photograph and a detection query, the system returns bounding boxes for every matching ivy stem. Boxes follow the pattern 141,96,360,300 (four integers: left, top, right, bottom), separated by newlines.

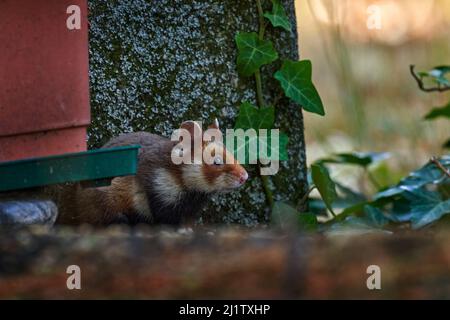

297,185,317,211
254,70,265,108
260,174,274,208
255,0,274,209
254,0,266,108
431,156,450,178
256,0,266,40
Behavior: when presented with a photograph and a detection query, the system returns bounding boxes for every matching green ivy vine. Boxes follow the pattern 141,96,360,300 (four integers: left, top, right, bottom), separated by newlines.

233,0,324,210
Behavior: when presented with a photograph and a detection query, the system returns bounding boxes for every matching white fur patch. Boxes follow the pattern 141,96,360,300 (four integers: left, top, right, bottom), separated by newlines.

132,182,151,217
182,164,216,193
153,168,183,207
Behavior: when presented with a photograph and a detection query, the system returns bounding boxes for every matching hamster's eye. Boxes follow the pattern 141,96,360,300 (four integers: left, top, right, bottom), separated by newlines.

213,156,223,165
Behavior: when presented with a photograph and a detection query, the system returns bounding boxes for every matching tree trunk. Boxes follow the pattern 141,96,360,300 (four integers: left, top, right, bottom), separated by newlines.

88,0,308,225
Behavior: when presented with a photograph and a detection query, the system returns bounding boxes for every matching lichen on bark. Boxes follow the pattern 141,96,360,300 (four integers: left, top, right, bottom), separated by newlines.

87,0,308,225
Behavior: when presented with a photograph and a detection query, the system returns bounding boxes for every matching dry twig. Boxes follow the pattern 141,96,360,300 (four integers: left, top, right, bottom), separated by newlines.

410,65,450,93
430,156,450,179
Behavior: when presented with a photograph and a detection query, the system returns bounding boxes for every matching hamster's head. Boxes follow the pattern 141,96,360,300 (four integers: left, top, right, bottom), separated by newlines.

173,119,248,193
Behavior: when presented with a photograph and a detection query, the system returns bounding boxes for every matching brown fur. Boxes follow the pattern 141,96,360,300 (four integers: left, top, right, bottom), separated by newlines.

56,124,248,226
56,176,151,225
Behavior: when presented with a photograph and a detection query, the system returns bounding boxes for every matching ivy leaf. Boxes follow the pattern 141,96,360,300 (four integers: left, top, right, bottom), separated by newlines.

364,205,390,228
382,197,415,223
233,102,282,163
424,101,450,120
404,189,450,229
298,212,318,232
333,202,368,221
232,131,288,162
326,216,391,236
230,134,256,164
235,32,278,77
319,152,390,167
375,156,450,201
272,202,318,231
258,131,288,161
263,0,292,32
234,102,275,130
309,182,366,217
311,163,337,215
272,201,298,230
413,199,450,229
274,60,325,116
228,128,288,164
325,205,391,235
427,65,450,86
431,65,450,74
278,133,289,161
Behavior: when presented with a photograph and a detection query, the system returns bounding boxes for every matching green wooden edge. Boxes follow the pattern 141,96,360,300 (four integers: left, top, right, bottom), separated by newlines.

0,145,140,192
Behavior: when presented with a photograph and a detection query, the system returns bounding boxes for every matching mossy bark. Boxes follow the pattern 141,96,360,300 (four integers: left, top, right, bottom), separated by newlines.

88,0,308,225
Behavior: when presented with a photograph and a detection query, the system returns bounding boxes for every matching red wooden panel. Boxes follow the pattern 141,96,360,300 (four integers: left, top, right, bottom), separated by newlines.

0,0,90,161
0,127,87,161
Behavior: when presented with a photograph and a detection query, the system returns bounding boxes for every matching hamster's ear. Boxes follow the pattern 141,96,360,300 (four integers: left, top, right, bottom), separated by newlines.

179,120,202,141
208,118,220,130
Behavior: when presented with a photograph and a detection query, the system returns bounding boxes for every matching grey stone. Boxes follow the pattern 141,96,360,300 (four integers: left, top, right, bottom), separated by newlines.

0,200,58,226
88,0,308,225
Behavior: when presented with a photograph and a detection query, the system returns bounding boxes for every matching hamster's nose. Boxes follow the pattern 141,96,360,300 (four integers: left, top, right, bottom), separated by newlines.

239,171,249,184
